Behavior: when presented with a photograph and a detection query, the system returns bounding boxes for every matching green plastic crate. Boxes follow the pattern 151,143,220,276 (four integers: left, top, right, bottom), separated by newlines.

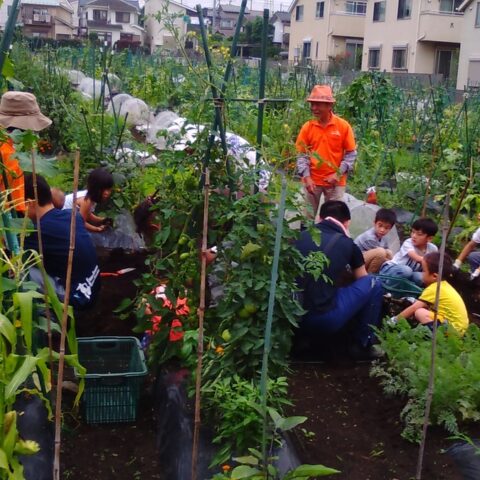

75,336,147,424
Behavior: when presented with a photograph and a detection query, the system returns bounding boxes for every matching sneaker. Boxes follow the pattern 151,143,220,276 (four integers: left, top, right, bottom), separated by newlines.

348,343,384,361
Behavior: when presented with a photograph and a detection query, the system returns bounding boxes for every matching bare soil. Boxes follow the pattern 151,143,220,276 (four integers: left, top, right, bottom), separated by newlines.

60,249,479,479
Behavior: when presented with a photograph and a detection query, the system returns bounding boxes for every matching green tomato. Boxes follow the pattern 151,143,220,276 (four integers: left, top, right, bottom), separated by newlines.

244,302,258,315
179,252,191,260
178,234,189,246
221,329,232,342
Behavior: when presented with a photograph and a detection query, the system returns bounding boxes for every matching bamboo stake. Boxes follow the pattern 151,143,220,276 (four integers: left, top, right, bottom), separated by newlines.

191,168,210,480
53,150,80,480
30,150,54,372
415,192,450,480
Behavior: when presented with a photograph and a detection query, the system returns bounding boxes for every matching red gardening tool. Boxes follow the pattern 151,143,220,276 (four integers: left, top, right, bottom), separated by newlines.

100,267,136,278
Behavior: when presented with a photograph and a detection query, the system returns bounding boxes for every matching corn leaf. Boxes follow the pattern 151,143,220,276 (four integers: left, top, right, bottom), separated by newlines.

5,356,37,400
0,313,16,347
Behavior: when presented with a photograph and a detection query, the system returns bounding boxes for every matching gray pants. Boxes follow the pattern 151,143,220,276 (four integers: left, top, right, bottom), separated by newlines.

305,185,346,220
28,267,66,302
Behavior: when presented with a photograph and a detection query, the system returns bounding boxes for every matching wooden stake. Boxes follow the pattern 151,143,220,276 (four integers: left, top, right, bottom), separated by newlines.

191,168,210,480
415,192,450,480
53,150,80,480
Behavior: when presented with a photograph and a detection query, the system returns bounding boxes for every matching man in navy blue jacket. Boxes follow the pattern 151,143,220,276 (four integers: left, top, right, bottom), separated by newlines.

296,200,383,359
24,174,100,310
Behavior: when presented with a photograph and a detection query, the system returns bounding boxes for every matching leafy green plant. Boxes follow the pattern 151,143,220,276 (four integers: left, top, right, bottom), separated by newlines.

202,375,291,467
209,409,339,479
371,320,480,442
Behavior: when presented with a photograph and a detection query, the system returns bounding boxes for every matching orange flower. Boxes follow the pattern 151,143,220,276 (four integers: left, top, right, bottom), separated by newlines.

222,464,231,472
215,346,224,355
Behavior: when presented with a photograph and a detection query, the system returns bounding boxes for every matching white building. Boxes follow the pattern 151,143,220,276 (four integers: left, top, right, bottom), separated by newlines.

145,0,197,54
76,0,144,46
456,0,480,88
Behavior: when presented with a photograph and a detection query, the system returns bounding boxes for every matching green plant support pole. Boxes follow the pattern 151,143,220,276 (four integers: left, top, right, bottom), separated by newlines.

0,0,20,78
259,173,287,470
0,211,20,255
0,0,21,255
254,9,269,194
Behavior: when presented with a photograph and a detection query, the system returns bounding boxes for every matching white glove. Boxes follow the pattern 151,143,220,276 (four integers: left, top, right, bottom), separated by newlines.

470,269,480,281
453,259,462,270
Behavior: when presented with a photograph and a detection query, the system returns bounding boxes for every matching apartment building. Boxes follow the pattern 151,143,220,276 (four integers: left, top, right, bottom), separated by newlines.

456,0,480,88
288,0,366,68
362,0,463,81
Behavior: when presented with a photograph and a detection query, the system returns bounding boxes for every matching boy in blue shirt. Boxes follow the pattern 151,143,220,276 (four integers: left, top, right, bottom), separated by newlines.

379,217,438,286
355,208,396,273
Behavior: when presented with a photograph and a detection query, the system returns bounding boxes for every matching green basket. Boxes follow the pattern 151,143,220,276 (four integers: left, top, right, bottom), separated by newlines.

75,336,147,424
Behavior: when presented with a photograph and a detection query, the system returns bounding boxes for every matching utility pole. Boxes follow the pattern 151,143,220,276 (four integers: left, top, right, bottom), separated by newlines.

212,0,217,33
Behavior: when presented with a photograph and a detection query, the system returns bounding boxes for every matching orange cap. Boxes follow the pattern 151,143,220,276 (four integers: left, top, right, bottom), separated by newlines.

307,85,335,103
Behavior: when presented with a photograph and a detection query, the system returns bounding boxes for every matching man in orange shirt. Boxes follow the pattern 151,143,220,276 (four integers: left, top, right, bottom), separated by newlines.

296,85,357,218
0,92,52,215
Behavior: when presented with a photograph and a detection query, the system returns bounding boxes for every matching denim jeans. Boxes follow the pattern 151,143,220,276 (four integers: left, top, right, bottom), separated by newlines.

301,275,384,348
379,262,424,286
467,251,480,272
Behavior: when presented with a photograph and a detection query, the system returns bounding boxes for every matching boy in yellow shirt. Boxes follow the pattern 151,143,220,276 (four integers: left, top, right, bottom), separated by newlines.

391,252,468,335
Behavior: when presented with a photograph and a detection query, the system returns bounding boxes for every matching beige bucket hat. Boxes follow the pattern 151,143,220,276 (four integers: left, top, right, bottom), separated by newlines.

0,91,52,131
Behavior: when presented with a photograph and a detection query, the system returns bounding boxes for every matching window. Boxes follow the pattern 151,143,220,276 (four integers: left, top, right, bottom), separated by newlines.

93,9,107,21
368,48,380,69
439,0,462,13
303,41,311,59
397,0,411,19
316,1,324,18
476,2,480,27
392,47,407,69
295,5,304,21
346,1,366,15
33,8,48,15
373,1,385,21
346,41,363,69
115,11,130,23
220,19,234,28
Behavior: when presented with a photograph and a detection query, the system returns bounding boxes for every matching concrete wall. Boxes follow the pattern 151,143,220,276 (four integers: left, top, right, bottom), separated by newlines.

457,3,480,89
0,0,14,30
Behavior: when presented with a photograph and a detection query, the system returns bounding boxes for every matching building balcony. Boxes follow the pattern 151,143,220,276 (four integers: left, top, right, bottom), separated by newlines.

329,11,365,38
418,10,463,43
24,14,52,25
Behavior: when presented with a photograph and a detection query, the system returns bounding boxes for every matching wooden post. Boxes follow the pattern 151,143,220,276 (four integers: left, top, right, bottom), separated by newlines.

53,150,80,480
191,168,210,480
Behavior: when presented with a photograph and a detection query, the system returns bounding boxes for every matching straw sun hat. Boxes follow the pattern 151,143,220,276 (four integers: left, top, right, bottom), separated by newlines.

0,91,52,131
